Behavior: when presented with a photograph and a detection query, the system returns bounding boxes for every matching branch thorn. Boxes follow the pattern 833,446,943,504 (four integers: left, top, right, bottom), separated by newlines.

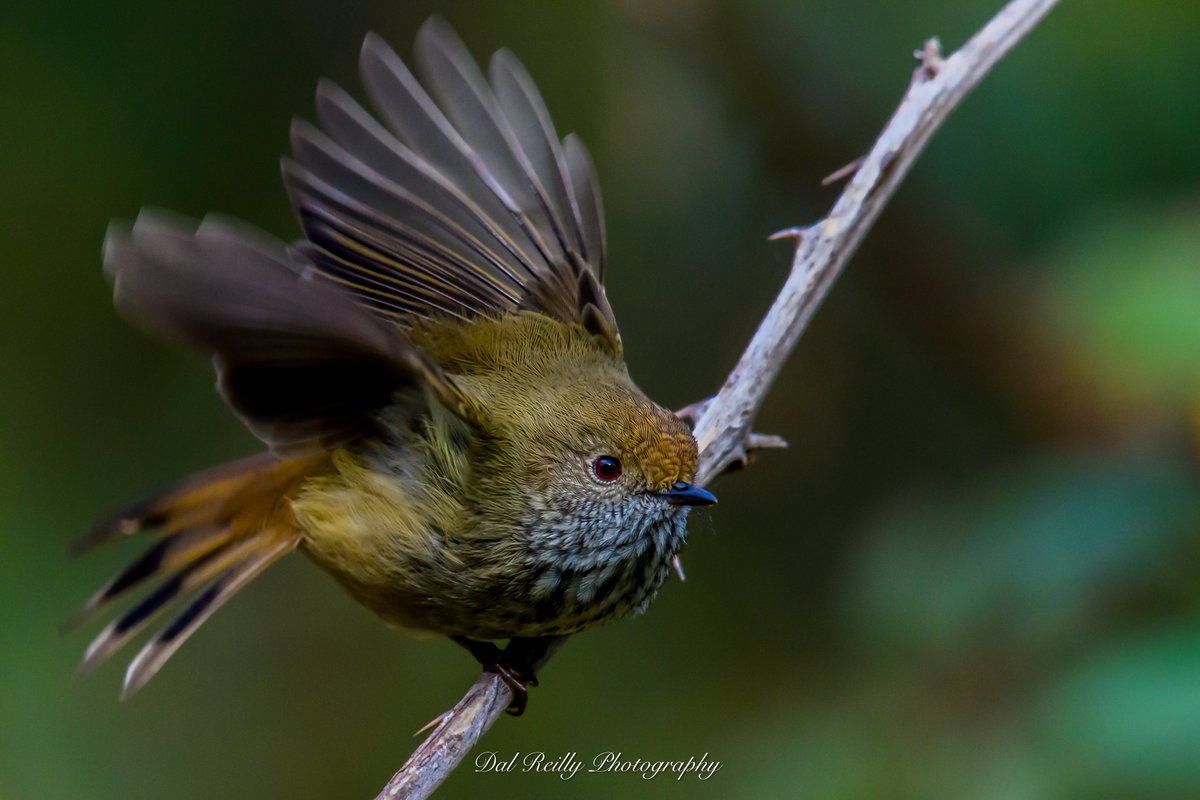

413,712,449,738
914,37,944,79
822,156,865,186
768,226,808,243
672,556,686,582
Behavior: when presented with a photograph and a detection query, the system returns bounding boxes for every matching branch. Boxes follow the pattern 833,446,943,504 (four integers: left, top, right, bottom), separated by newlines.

374,1,1059,796
691,0,1059,484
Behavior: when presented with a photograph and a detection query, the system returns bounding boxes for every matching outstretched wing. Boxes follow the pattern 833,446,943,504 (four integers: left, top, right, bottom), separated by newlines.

104,210,481,455
284,17,621,356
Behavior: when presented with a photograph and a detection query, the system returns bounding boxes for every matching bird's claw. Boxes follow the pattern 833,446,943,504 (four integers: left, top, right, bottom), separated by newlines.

486,658,538,716
452,636,540,716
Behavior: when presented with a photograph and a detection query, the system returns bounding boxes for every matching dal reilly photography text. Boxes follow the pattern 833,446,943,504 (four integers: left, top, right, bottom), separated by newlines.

473,750,723,781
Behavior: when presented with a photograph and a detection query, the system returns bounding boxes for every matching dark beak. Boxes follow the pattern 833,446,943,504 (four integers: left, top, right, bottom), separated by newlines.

658,481,717,507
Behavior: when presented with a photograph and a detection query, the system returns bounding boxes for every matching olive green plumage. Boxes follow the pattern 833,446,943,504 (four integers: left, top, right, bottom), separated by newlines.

296,312,698,640
72,17,713,702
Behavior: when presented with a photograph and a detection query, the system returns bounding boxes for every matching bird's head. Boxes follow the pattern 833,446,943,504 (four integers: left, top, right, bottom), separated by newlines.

414,312,716,535
476,373,715,539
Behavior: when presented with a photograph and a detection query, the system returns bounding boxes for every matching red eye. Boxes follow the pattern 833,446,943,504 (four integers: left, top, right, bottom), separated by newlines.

592,455,622,482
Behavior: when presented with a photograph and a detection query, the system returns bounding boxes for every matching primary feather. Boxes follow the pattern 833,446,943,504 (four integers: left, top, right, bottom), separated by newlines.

286,17,620,354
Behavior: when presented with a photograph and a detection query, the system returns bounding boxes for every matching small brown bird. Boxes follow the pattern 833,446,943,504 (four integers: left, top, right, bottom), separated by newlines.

71,17,715,714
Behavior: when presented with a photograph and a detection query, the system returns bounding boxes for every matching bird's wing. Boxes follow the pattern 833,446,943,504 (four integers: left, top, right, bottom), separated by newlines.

284,17,621,357
104,210,483,455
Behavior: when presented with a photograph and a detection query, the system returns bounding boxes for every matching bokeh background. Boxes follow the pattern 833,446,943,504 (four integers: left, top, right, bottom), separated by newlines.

3,0,1199,798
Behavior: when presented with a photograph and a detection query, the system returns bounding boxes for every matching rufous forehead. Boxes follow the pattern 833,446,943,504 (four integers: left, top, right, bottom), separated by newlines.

625,408,698,489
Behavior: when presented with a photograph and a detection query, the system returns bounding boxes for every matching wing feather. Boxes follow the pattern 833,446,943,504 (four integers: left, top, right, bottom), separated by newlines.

104,210,480,454
489,49,590,264
412,18,569,264
288,19,620,354
563,134,608,281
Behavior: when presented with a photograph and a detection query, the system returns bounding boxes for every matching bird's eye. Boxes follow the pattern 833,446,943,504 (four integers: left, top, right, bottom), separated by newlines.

592,455,622,482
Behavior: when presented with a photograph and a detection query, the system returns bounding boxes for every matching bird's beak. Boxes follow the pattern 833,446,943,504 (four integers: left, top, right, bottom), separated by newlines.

657,481,717,507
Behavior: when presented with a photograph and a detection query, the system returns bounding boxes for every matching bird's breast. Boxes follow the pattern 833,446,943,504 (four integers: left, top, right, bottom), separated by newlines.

489,507,689,638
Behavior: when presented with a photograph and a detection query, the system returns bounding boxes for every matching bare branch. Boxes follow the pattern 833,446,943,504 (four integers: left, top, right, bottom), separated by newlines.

374,674,509,800
691,0,1059,485
374,0,1059,796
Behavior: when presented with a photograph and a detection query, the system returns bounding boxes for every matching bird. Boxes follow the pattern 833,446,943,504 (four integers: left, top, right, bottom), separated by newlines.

68,16,716,715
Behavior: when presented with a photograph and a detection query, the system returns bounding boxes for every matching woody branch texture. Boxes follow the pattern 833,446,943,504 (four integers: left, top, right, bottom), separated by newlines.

375,0,1060,797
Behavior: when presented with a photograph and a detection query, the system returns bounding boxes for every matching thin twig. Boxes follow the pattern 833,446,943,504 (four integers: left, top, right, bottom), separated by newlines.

374,0,1059,796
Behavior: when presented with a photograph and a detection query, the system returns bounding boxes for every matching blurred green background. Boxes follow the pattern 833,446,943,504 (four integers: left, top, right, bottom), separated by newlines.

3,0,1199,798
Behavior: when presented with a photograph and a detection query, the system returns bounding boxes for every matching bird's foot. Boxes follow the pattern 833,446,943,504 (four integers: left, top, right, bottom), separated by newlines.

451,636,540,716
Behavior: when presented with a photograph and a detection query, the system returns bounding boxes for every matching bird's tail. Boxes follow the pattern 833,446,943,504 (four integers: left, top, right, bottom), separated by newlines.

67,453,322,697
